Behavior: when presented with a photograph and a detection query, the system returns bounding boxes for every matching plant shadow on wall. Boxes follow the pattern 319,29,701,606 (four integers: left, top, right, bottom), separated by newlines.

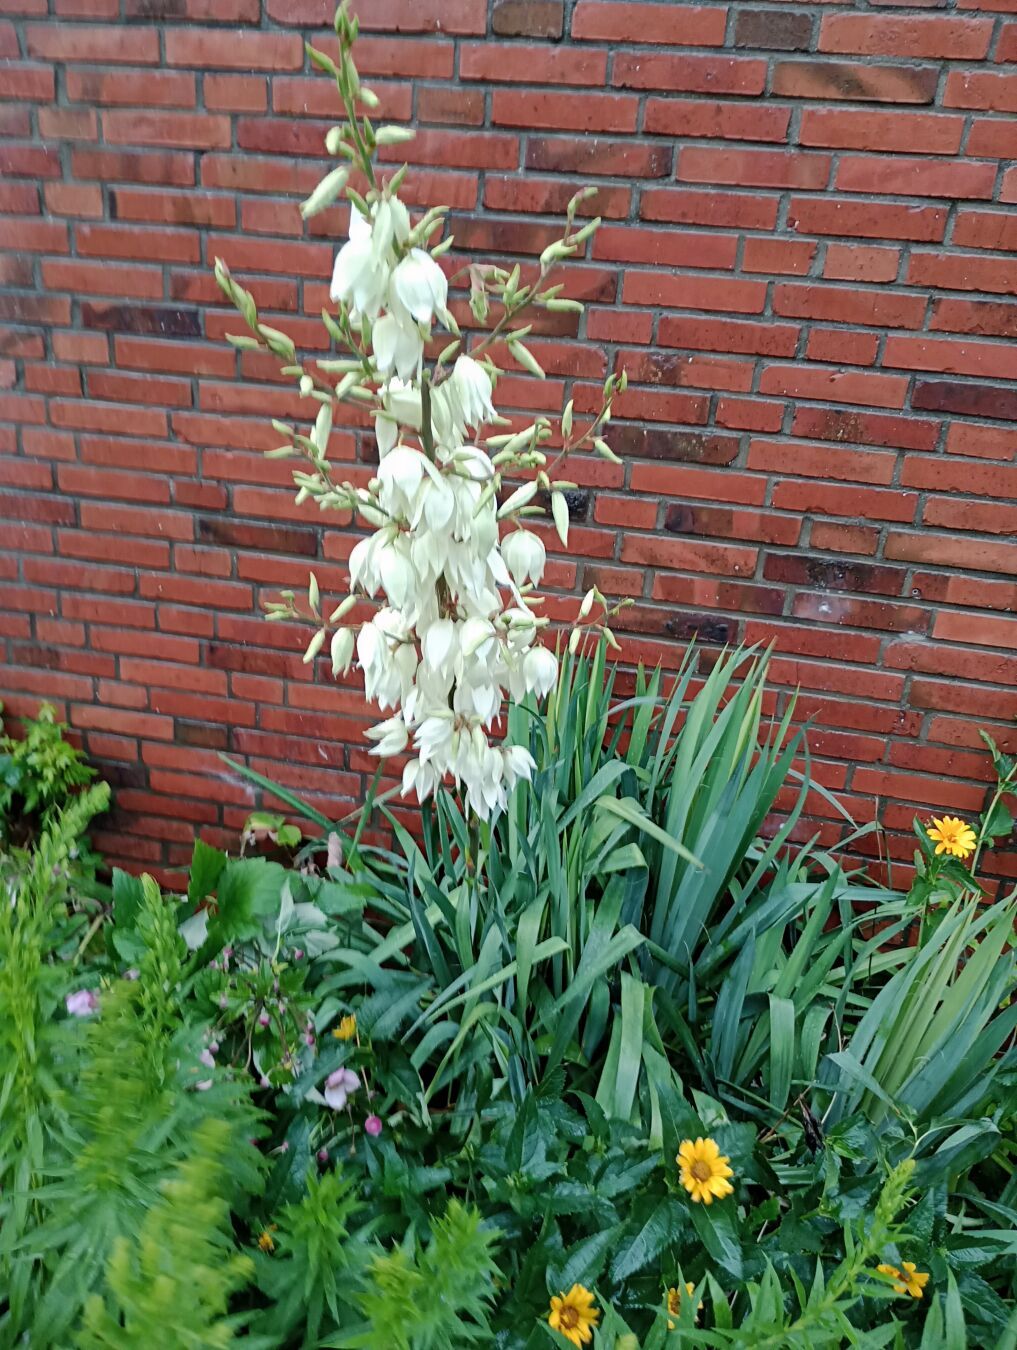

4,2,1017,1345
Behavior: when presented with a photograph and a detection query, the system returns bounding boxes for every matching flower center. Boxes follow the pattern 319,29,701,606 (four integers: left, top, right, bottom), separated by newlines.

559,1307,579,1329
691,1160,713,1181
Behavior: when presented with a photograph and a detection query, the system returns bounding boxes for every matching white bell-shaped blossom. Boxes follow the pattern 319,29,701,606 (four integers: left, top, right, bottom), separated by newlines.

502,529,546,588
373,306,424,380
451,355,495,429
392,249,447,325
330,206,389,319
523,646,558,699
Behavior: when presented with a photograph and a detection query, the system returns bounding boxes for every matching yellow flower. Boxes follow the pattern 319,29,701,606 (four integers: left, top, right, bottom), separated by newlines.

667,1282,702,1328
677,1137,734,1205
332,1014,357,1041
257,1226,276,1253
926,816,976,860
877,1261,929,1299
548,1284,599,1346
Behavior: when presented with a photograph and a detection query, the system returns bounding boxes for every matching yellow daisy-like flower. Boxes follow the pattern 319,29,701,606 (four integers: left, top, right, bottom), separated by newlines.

677,1137,735,1205
667,1282,702,1328
257,1226,276,1253
926,816,977,860
332,1014,357,1041
878,1261,929,1299
548,1284,599,1346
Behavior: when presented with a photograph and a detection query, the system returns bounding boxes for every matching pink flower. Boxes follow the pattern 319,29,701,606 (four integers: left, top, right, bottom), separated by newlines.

199,1048,216,1069
364,1114,383,1137
317,1147,329,1165
258,1011,270,1028
66,989,98,1017
323,1067,359,1109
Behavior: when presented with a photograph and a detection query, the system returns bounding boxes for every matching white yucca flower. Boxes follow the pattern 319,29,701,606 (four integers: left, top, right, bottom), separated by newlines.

323,185,563,821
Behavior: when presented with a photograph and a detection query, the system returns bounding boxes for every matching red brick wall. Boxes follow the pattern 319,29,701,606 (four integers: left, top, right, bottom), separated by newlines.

3,0,1017,881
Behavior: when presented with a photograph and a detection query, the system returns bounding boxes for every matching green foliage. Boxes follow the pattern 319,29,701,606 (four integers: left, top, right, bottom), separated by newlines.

75,1119,256,1349
254,1168,368,1345
347,1200,499,1349
0,701,97,834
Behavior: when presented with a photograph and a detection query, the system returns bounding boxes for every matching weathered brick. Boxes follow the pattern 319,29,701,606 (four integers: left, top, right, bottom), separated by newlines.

493,0,563,38
773,61,939,103
735,9,812,50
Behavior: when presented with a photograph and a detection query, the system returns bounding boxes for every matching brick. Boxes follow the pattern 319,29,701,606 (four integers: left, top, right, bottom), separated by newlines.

819,14,992,59
0,145,61,177
643,98,790,143
742,238,817,276
45,183,104,218
461,43,605,85
42,259,164,299
611,426,737,464
124,0,258,16
953,210,1017,253
789,197,947,242
526,136,671,178
660,314,800,357
621,535,758,577
66,68,196,108
923,497,1017,535
614,52,767,95
887,532,1017,577
931,299,1017,339
824,243,900,283
575,2,725,43
734,9,812,50
835,156,996,200
945,422,1017,459
624,272,766,314
485,176,630,219
807,328,880,366
772,483,918,523
800,108,964,156
792,594,927,635
945,70,1017,112
966,118,1017,159
665,505,801,547
901,456,1017,498
0,108,30,138
103,109,231,151
678,147,830,190
0,64,55,101
885,335,1017,382
164,29,303,70
38,107,98,140
71,148,195,186
772,61,939,104
643,188,778,231
773,283,926,329
492,89,638,133
26,23,159,62
492,0,562,38
77,223,199,264
417,87,485,127
760,366,909,411
913,379,1017,422
748,439,895,485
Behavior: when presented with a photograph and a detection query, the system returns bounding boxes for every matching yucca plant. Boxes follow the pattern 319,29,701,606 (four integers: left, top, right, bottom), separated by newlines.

821,891,1017,1131
311,642,888,1140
